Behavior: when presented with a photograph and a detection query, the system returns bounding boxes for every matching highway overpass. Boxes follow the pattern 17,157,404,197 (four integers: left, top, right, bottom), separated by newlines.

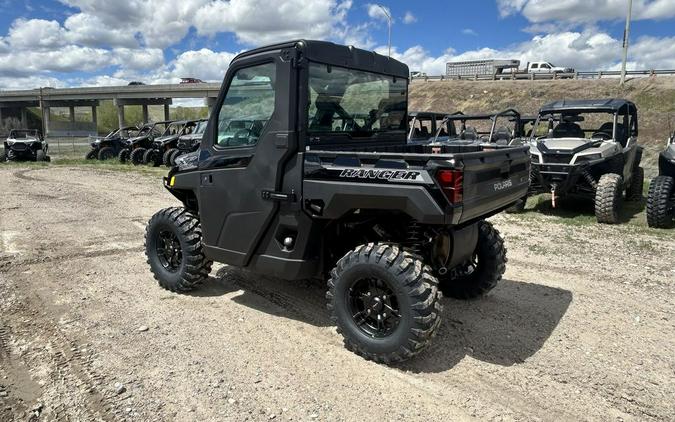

0,83,222,136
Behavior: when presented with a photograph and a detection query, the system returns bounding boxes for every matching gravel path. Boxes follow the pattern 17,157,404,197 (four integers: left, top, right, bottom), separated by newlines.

1,166,673,421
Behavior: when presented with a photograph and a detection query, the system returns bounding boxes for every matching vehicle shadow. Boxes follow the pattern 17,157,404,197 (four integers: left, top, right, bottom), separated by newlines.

191,267,572,372
527,194,644,223
398,279,572,373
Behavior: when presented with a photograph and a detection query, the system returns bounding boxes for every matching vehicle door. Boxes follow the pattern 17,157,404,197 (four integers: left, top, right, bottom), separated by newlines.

619,105,639,180
197,51,298,266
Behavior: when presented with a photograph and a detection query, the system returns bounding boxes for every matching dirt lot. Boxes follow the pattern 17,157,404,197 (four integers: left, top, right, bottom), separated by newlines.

0,164,673,421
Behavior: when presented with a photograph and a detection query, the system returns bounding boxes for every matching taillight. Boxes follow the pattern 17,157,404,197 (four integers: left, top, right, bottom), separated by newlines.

435,169,463,204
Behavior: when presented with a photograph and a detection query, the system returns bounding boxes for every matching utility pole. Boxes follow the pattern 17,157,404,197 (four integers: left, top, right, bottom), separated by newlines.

376,4,392,57
620,0,633,87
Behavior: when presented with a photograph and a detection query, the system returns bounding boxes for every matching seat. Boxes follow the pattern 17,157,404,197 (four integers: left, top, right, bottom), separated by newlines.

462,127,477,140
552,122,584,138
492,126,511,144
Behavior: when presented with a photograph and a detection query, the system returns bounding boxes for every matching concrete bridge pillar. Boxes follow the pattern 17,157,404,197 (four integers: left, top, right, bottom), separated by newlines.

142,104,149,124
164,103,170,121
205,97,217,114
43,107,50,136
0,107,3,126
91,106,97,132
117,105,125,130
21,108,28,128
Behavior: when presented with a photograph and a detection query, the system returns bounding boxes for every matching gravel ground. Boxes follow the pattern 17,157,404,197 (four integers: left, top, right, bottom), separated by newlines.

0,165,673,421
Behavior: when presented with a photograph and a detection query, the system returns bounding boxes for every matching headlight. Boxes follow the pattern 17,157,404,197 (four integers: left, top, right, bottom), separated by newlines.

574,153,602,163
6,140,14,146
531,154,540,163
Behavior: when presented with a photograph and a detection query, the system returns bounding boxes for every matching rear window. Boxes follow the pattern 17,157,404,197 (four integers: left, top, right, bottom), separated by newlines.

307,62,407,140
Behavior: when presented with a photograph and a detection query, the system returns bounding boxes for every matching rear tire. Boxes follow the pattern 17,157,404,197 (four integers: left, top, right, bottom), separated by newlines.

85,149,98,160
626,166,644,202
595,173,623,224
163,148,178,167
118,148,130,163
646,175,675,228
98,147,115,161
327,243,442,363
130,148,146,166
145,207,212,292
438,221,506,299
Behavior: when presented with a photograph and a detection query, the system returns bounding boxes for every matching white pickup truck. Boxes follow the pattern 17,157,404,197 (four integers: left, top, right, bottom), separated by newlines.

526,61,575,74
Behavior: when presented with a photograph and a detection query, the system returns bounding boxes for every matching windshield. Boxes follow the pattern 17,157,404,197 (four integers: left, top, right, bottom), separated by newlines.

194,120,207,134
532,111,617,140
307,62,407,139
9,130,37,139
162,123,182,136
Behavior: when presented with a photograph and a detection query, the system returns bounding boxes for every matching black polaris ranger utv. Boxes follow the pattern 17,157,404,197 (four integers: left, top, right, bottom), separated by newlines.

143,120,198,167
428,109,523,146
1,129,49,162
172,118,208,166
120,122,170,165
407,111,456,144
145,40,530,363
85,125,138,160
646,132,675,228
526,99,643,224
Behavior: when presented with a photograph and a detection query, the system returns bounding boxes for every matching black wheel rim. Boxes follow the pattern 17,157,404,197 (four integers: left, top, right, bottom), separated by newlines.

450,254,479,280
156,229,182,272
347,277,401,338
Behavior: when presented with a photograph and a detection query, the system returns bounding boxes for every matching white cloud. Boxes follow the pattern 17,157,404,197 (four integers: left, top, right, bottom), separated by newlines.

499,0,675,24
64,13,139,48
462,28,478,36
367,4,391,21
7,19,68,49
194,0,353,46
170,48,237,81
403,11,417,24
112,48,165,71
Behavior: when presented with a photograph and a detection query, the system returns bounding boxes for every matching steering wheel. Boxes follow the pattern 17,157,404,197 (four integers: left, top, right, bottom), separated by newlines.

591,131,611,140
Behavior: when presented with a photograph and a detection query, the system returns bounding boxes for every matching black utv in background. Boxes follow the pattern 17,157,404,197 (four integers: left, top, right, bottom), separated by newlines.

120,122,169,165
144,40,531,364
143,120,204,167
647,132,675,228
2,129,49,162
172,118,208,166
428,109,524,146
86,126,138,160
524,99,644,224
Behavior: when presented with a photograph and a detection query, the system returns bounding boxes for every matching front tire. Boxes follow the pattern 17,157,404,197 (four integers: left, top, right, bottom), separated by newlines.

98,147,115,161
595,173,623,224
438,221,506,299
85,149,98,160
327,243,442,363
169,149,183,166
145,207,212,292
626,166,644,201
646,175,674,228
130,148,146,166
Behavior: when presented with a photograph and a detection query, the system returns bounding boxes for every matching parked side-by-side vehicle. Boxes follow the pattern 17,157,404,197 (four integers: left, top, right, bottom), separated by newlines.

523,99,643,224
120,121,170,165
144,40,531,363
647,132,675,228
2,129,49,162
86,126,139,161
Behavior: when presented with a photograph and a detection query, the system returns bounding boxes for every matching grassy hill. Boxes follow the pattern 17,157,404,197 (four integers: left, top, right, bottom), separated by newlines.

410,77,675,174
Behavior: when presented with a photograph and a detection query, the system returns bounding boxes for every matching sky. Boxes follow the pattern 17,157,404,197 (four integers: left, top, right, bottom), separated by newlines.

0,0,674,90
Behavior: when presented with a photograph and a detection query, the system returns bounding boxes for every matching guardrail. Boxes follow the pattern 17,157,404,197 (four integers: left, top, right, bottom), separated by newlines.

412,69,675,82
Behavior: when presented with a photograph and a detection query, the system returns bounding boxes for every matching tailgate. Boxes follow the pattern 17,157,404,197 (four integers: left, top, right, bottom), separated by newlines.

456,146,530,223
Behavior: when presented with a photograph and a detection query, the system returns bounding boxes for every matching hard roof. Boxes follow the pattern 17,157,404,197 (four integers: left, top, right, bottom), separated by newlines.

233,40,409,79
540,98,635,113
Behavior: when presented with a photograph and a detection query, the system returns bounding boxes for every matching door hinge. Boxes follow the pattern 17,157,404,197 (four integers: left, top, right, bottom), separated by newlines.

261,189,296,202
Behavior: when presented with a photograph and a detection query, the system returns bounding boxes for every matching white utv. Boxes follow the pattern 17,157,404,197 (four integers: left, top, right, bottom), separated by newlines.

524,99,643,224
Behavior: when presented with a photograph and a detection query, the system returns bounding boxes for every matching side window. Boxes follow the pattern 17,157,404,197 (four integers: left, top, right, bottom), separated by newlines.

531,63,539,69
216,62,276,148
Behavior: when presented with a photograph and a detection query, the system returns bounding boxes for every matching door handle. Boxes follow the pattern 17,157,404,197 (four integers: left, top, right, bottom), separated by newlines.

261,189,296,202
